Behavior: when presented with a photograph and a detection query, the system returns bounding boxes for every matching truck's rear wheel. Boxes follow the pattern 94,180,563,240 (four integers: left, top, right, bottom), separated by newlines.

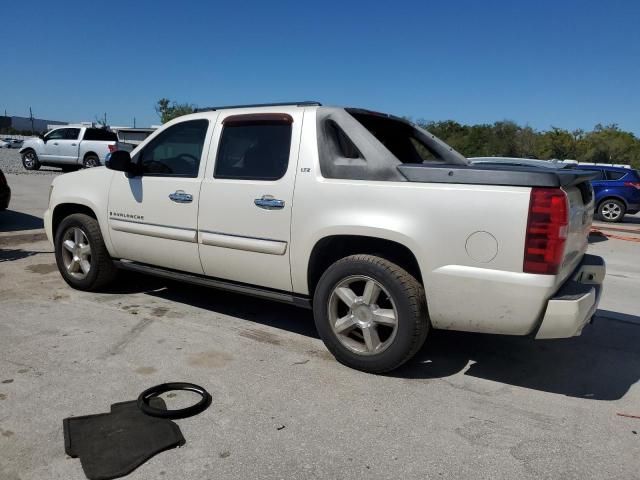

22,150,41,170
313,254,428,373
83,155,100,168
54,213,117,291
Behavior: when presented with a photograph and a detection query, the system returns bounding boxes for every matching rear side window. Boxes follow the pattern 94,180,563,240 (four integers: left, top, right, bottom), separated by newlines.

139,119,208,177
605,170,627,181
63,128,80,140
84,128,117,141
214,114,292,181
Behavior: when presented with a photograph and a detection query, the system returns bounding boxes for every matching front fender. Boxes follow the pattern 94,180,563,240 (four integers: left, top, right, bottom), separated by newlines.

49,168,115,255
19,139,43,155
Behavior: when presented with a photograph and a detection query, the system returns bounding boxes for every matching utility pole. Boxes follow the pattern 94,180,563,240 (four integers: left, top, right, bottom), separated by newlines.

103,112,107,127
133,117,136,128
29,107,34,135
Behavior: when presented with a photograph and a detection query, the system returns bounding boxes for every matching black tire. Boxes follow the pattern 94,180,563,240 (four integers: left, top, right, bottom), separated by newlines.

54,213,117,291
83,154,100,168
313,254,428,373
598,198,626,223
21,150,41,170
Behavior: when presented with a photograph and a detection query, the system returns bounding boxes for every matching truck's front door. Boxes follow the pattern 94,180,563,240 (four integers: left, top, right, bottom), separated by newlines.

107,118,214,273
197,110,302,291
42,128,80,163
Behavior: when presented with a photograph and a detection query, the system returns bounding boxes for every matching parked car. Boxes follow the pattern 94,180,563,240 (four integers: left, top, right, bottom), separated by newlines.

0,168,10,210
44,102,604,373
0,138,22,149
572,165,640,222
19,127,122,171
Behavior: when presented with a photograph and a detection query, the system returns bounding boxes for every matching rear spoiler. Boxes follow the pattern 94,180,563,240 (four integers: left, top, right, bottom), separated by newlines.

397,164,599,188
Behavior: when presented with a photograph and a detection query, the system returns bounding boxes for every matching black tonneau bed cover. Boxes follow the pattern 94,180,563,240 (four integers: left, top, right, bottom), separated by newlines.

397,164,598,188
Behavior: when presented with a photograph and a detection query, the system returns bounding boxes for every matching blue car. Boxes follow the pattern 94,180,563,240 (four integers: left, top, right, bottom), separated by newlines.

574,165,640,222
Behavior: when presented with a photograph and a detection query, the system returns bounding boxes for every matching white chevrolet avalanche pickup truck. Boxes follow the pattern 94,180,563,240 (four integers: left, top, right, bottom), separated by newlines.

20,126,119,171
44,101,605,373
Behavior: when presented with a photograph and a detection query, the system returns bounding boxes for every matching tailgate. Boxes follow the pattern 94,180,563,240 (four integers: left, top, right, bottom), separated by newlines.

557,181,595,284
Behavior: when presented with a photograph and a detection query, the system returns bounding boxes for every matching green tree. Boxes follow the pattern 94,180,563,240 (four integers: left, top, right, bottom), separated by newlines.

155,98,196,123
537,127,577,160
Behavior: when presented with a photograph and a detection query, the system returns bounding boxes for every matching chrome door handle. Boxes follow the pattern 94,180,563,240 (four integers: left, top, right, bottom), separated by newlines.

53,142,59,145
169,190,193,203
254,195,285,210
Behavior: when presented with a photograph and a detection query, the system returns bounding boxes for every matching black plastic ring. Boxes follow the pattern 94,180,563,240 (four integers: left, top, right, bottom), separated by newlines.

137,382,212,419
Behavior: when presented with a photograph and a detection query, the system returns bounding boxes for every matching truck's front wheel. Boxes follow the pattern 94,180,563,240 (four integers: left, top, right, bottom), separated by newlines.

313,255,428,373
54,213,117,291
22,150,40,170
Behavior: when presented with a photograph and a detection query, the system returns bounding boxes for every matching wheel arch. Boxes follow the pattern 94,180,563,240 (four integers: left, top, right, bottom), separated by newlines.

598,195,628,209
307,234,422,297
52,203,98,239
83,151,99,163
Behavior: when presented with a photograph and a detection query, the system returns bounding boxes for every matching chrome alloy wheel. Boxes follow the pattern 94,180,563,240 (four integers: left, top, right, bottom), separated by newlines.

328,275,399,355
23,152,36,168
60,227,92,279
84,156,100,168
601,202,622,221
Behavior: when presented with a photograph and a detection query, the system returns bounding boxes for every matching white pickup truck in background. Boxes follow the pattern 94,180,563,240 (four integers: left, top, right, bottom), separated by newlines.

20,126,121,171
44,102,606,373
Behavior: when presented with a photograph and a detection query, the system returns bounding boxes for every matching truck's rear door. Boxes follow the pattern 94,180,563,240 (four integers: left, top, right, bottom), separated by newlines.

197,110,303,292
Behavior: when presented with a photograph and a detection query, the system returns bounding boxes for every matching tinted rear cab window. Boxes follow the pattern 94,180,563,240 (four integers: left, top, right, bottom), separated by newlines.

84,128,117,141
214,114,292,180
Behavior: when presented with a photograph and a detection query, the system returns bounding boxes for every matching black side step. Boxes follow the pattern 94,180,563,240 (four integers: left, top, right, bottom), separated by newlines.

113,260,312,309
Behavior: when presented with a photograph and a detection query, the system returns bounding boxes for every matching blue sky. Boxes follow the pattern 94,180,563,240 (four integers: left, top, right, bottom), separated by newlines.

1,0,638,133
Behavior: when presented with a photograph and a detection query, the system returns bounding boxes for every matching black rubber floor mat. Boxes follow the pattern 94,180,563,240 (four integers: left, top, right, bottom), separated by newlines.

63,399,185,480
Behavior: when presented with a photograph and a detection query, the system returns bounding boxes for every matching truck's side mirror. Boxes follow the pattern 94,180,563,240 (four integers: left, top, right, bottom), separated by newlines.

106,150,135,174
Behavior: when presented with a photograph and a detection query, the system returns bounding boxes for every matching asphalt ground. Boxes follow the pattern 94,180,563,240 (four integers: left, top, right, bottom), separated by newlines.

1,168,639,480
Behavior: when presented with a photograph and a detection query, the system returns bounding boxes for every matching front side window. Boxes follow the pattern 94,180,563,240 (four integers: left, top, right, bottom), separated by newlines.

46,129,65,140
214,114,292,181
138,119,208,177
46,128,80,141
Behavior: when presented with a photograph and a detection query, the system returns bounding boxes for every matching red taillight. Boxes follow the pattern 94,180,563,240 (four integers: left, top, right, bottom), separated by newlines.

624,181,640,190
108,144,118,153
523,187,568,275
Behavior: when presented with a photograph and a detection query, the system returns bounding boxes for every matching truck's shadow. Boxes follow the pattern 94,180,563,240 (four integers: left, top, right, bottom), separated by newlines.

394,311,640,401
0,210,43,232
110,273,639,401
